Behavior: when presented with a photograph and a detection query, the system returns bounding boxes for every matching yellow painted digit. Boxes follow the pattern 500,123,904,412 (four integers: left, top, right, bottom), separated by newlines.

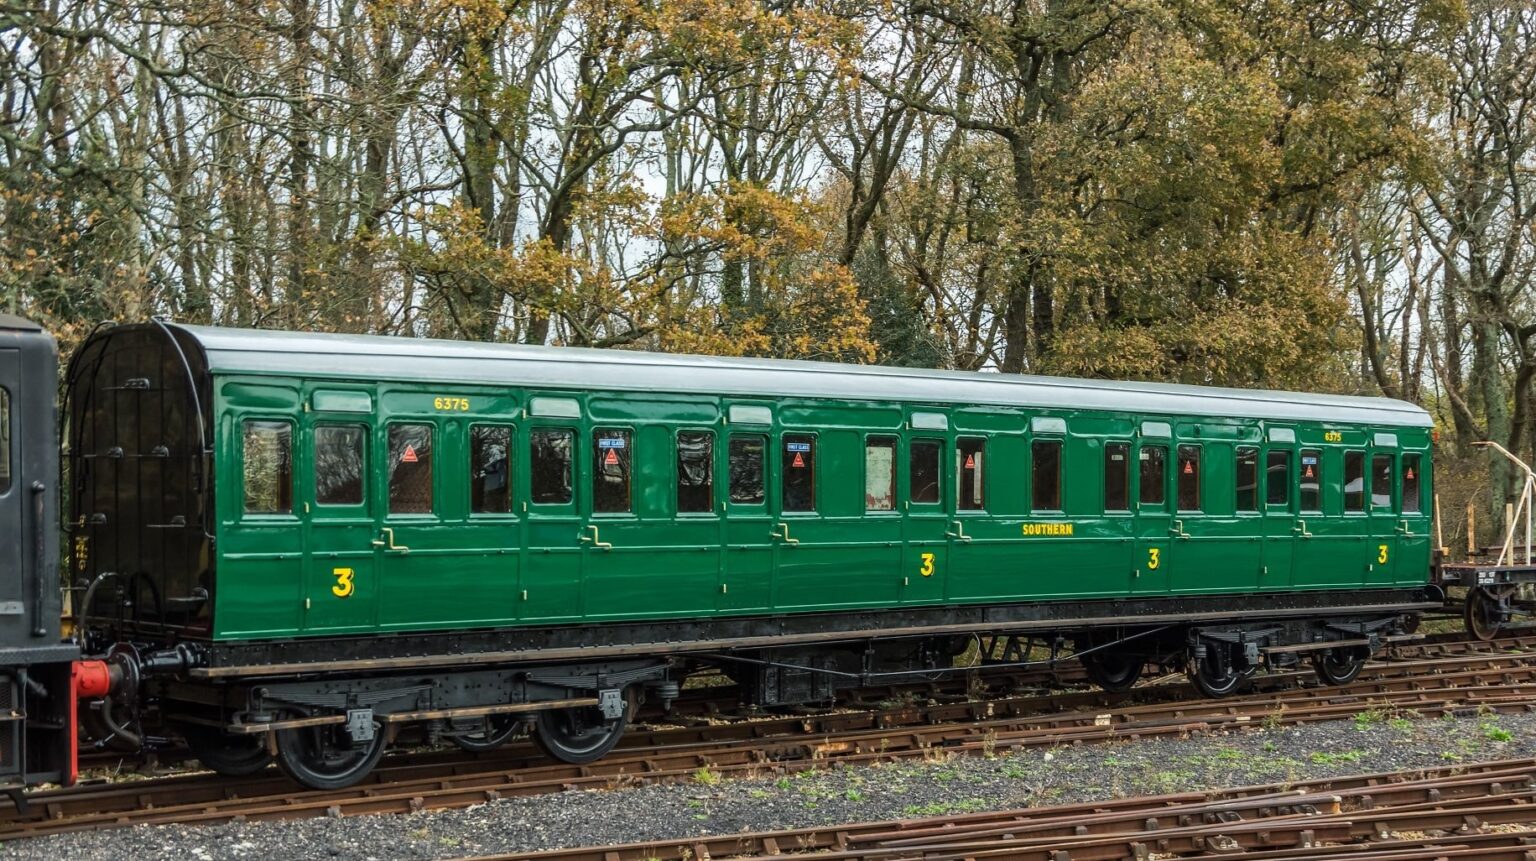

1148,547,1161,570
1377,544,1389,564
919,552,936,577
332,567,355,598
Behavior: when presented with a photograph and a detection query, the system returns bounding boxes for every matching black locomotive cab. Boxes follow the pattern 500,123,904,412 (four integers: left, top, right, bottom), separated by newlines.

0,315,79,793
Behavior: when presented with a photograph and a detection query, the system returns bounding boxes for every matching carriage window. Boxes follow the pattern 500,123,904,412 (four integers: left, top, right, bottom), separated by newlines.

593,428,632,514
910,438,941,504
1344,450,1365,511
530,428,573,505
782,434,816,512
957,438,986,510
1265,450,1290,507
0,388,10,495
1139,445,1166,506
1371,453,1393,510
242,420,292,513
1402,454,1422,513
1299,449,1322,512
1176,445,1201,511
865,436,896,511
1235,447,1258,512
388,423,434,514
1104,443,1130,512
677,431,714,513
315,424,364,506
1032,439,1062,511
729,435,766,505
470,425,512,514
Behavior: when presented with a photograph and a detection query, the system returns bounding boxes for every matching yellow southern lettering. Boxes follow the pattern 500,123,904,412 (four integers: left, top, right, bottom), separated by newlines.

1021,522,1074,537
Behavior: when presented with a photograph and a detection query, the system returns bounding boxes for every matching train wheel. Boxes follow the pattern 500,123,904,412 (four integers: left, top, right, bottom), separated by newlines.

274,718,387,790
532,702,628,765
450,714,524,753
1081,650,1143,693
182,725,274,777
1465,587,1507,642
1188,648,1250,697
1310,647,1368,686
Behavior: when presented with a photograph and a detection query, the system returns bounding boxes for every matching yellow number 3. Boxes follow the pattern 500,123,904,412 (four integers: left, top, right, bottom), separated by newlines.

1148,548,1161,570
919,553,936,577
332,567,355,598
1377,545,1389,565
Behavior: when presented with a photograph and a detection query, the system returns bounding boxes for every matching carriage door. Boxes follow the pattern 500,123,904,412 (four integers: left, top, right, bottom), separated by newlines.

1366,434,1400,586
0,352,23,631
902,413,949,606
1131,426,1172,595
302,388,378,633
1259,428,1297,591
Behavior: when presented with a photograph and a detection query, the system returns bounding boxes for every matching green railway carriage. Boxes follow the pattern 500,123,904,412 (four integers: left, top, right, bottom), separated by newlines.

63,322,1438,789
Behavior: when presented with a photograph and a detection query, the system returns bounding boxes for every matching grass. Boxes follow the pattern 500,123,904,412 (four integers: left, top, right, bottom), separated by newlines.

1308,750,1363,765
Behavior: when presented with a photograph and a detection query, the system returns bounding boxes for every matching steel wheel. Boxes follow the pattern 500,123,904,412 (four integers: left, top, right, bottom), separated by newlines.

1188,647,1250,698
532,703,628,765
450,714,525,753
1310,647,1368,686
1465,587,1507,642
274,718,387,791
182,725,274,777
1081,650,1143,693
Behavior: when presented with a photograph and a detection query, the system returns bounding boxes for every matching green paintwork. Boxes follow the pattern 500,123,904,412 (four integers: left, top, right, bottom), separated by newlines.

193,326,1436,641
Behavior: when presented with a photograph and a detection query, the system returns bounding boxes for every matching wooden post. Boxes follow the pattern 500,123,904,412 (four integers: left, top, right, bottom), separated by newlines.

1468,503,1477,556
1435,493,1445,555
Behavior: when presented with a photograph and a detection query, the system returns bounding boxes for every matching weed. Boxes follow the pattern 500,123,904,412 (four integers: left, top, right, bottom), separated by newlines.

693,766,721,786
1308,750,1363,765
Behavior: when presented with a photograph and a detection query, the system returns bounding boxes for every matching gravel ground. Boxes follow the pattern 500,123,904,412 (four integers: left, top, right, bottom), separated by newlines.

9,708,1536,860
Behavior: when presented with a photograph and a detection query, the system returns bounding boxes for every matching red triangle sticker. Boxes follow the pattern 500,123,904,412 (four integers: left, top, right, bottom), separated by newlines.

964,454,975,469
401,445,418,463
604,448,619,465
1182,461,1193,474
791,452,805,468
1406,468,1414,479
1304,465,1314,478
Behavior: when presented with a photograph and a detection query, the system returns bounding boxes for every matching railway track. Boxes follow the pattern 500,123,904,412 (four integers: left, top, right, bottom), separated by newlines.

11,637,1536,840
477,758,1536,860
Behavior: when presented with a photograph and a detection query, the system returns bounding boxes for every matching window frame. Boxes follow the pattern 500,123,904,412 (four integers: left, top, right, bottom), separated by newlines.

956,436,987,513
240,417,295,517
727,433,769,509
529,426,577,508
313,422,367,509
1234,446,1259,514
591,426,635,516
780,432,818,514
1343,449,1367,513
1298,448,1322,514
468,423,515,517
1030,437,1064,513
1264,448,1291,511
908,437,943,508
1402,452,1423,515
1103,441,1131,514
385,421,437,517
864,435,898,514
1175,444,1202,513
1370,452,1395,513
1138,443,1168,509
675,428,716,516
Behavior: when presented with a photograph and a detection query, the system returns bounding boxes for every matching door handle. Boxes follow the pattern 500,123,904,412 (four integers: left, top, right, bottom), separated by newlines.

579,524,613,550
1169,519,1190,539
1293,520,1313,538
1395,520,1415,537
771,523,800,545
373,527,409,553
945,521,972,542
